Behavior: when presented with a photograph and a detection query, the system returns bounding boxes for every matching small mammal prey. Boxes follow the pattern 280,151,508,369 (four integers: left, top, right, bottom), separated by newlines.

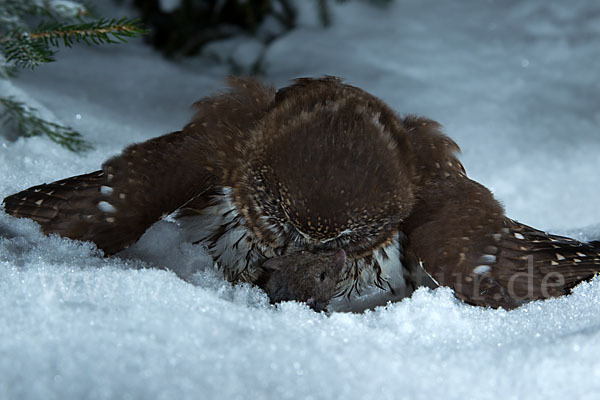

257,249,346,312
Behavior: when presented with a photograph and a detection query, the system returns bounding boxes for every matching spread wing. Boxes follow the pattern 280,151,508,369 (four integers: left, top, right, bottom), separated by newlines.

2,77,276,255
2,130,213,254
404,175,600,309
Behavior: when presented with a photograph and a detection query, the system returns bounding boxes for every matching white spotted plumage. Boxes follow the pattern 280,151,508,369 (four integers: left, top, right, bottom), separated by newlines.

97,201,116,213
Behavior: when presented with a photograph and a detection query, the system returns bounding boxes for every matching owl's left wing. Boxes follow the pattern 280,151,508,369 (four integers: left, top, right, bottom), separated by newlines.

404,176,600,309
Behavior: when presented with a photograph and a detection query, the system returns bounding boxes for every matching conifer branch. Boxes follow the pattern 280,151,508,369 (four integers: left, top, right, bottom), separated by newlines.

0,96,91,152
0,1,146,152
0,18,146,69
31,17,147,48
1,33,56,69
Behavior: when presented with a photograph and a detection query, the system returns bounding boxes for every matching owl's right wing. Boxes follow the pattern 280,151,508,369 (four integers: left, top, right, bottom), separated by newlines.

2,77,277,255
2,130,214,255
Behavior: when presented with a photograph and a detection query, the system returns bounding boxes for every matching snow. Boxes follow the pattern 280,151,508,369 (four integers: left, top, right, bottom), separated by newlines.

45,0,87,17
1,0,600,399
158,0,181,14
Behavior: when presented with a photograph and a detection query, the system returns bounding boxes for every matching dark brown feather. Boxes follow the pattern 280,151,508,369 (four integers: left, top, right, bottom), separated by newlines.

403,175,600,309
3,75,598,311
232,76,419,258
3,130,213,254
3,77,274,255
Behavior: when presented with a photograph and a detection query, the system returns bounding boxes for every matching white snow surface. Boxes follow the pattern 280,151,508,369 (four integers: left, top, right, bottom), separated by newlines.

1,1,600,399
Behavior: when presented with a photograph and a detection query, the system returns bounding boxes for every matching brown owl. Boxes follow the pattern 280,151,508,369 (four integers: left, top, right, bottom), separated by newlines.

3,76,599,311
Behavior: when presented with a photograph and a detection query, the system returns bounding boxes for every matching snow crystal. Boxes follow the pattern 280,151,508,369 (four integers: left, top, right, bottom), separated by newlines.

1,0,600,399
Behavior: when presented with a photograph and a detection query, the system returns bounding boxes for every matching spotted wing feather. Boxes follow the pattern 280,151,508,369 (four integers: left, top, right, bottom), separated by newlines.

2,171,104,224
404,176,600,309
496,220,600,294
3,130,213,255
3,77,276,255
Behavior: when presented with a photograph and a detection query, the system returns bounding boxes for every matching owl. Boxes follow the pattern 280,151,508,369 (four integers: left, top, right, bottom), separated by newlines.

3,77,599,311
